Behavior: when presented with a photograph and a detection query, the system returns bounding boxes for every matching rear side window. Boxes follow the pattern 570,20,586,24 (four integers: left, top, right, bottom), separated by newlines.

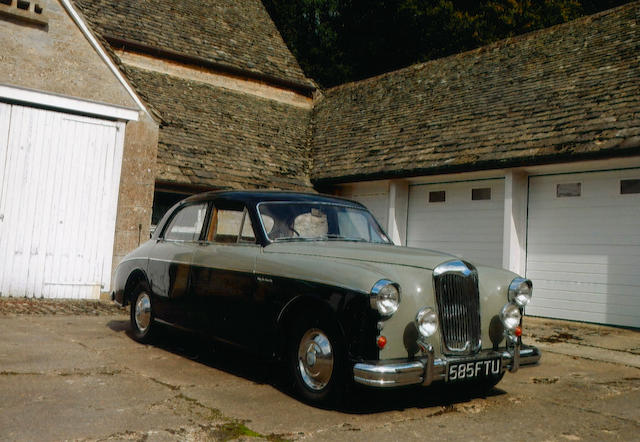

163,203,208,241
206,208,256,244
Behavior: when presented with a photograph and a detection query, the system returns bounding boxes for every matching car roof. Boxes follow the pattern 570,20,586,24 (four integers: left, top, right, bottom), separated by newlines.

181,190,366,208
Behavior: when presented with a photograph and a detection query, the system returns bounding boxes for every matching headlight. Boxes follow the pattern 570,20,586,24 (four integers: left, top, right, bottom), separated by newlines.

500,303,522,331
416,307,438,337
370,280,400,317
509,278,533,307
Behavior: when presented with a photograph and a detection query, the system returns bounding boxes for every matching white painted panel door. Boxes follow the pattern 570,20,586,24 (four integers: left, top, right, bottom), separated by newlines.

0,104,124,299
406,180,505,267
526,170,640,327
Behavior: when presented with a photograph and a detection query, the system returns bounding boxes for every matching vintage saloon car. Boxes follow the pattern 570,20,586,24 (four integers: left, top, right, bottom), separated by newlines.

113,191,540,404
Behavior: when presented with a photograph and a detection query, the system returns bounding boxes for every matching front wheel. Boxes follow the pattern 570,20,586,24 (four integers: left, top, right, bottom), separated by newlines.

130,285,155,343
289,318,344,405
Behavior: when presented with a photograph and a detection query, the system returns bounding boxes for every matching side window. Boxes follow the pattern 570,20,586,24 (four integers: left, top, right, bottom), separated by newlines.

163,203,208,241
207,207,256,244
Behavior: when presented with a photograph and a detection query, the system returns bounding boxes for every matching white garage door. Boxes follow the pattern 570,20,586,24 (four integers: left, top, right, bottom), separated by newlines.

407,179,505,267
0,103,125,299
526,170,640,327
339,182,389,230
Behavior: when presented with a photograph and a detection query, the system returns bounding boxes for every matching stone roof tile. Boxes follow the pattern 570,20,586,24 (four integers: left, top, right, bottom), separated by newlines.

72,0,311,88
311,2,640,183
123,67,312,191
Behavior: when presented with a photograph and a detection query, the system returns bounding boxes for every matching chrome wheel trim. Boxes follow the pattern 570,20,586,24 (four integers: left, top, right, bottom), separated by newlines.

297,328,334,391
134,292,152,333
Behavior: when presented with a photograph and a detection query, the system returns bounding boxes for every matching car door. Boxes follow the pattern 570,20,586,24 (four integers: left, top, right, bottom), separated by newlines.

190,202,260,346
147,201,209,328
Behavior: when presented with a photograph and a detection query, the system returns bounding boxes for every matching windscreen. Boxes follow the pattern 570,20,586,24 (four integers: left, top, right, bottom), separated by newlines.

258,202,391,244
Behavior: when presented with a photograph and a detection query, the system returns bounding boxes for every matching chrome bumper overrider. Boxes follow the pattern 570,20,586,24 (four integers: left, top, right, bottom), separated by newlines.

353,345,541,388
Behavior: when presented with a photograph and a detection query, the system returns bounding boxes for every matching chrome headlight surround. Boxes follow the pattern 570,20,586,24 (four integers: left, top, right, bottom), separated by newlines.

415,307,438,338
508,278,533,307
500,303,522,331
370,280,400,318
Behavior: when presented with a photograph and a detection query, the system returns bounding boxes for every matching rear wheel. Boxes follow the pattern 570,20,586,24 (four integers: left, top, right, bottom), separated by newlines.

289,317,344,405
130,285,155,343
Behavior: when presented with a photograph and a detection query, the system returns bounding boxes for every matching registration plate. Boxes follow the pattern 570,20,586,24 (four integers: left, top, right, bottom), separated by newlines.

447,358,501,382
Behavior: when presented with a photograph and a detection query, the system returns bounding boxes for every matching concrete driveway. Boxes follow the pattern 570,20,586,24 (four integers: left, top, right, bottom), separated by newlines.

0,299,639,441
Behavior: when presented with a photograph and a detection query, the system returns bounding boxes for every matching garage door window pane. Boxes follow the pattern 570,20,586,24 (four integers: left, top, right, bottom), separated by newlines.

429,190,446,203
556,183,581,197
472,188,491,200
621,179,640,195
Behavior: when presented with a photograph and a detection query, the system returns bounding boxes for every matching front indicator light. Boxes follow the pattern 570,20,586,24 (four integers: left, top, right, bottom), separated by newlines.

500,303,522,331
515,326,522,337
416,307,438,338
377,336,387,349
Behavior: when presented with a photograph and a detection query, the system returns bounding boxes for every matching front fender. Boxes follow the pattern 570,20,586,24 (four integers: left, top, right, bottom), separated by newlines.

113,257,150,306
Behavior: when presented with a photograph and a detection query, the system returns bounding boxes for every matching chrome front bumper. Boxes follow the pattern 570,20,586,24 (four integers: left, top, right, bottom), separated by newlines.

353,345,541,388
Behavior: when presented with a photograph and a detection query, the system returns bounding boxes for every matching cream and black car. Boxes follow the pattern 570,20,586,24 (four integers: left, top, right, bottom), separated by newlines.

113,191,540,404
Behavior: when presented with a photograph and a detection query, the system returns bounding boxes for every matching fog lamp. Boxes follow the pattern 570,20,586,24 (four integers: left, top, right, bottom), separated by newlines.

500,303,521,331
415,307,438,338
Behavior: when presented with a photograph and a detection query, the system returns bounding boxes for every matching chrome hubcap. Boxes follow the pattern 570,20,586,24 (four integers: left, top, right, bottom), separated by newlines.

297,328,333,391
134,292,151,332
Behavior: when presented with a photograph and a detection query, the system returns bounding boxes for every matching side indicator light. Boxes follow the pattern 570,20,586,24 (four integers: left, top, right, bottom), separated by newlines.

377,336,387,349
515,326,522,337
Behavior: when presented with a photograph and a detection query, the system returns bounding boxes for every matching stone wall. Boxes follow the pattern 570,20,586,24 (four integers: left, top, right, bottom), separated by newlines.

0,0,135,108
110,113,159,291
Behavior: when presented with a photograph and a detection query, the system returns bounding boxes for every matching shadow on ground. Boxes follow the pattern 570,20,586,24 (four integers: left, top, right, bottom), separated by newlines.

106,320,505,414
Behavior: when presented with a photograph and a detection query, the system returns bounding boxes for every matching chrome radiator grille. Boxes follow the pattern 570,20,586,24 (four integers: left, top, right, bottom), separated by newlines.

433,260,481,354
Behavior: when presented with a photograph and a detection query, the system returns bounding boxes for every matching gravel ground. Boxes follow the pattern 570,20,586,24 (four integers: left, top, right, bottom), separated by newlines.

0,297,126,316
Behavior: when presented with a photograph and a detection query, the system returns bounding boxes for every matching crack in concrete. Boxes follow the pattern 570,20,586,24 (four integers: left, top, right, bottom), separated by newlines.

298,404,459,440
557,340,640,356
0,368,122,377
0,370,43,376
148,376,181,391
535,346,640,369
541,398,640,426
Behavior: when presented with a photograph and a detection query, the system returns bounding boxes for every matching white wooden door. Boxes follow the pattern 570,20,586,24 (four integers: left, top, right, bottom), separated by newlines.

526,170,640,327
407,180,505,267
0,104,124,299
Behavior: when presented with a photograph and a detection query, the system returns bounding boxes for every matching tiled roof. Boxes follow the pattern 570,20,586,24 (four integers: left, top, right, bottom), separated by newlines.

311,2,640,184
72,0,312,89
123,66,312,191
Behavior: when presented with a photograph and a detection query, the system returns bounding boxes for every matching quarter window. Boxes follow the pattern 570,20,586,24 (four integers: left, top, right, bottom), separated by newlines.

163,203,208,241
